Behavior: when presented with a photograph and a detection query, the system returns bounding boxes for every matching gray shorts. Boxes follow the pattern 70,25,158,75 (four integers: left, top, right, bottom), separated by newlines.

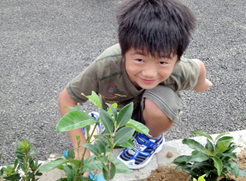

132,85,181,124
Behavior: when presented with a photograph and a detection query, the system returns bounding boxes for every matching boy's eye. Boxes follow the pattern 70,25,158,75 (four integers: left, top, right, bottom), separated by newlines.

159,61,167,65
136,59,144,62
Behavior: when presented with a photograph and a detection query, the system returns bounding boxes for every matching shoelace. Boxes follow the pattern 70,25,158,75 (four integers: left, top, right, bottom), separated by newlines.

132,137,144,152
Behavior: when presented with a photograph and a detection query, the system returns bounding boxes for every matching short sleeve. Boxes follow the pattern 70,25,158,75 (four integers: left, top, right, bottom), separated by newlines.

163,57,199,92
66,62,99,102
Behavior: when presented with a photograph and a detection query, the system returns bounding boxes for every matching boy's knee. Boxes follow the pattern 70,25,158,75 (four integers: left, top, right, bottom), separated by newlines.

144,98,165,119
143,98,174,136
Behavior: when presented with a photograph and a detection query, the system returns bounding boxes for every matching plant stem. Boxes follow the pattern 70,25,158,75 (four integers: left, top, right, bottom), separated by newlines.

73,120,99,181
24,149,29,181
107,127,117,181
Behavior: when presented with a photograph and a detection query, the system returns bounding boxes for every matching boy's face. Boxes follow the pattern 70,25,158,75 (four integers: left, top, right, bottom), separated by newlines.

125,47,178,89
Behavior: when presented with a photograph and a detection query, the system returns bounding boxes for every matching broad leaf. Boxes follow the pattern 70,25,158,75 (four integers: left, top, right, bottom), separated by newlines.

81,158,102,172
125,119,149,135
76,176,93,181
66,149,75,160
114,127,135,145
111,156,132,173
81,91,101,109
191,131,213,141
67,105,81,111
238,168,246,177
182,139,208,155
212,156,222,176
187,151,209,163
106,103,118,120
215,133,229,142
94,139,106,155
116,103,133,128
116,138,134,149
56,110,95,132
222,152,238,163
173,155,190,164
214,136,233,154
39,158,80,172
84,144,100,156
103,162,116,180
205,138,214,153
224,161,239,178
99,109,114,134
62,164,75,179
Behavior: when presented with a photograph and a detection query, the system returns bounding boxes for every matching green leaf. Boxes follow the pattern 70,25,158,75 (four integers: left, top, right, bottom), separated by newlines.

81,156,103,172
106,103,118,120
102,167,108,180
103,162,116,180
62,164,75,179
67,105,81,111
110,162,116,179
76,176,93,181
114,127,135,145
205,138,214,153
29,150,38,156
116,103,133,128
238,168,246,177
99,109,114,134
66,149,75,160
187,151,210,163
224,161,239,178
173,155,190,164
225,143,238,153
182,139,208,155
215,133,229,142
222,152,238,163
83,144,100,156
94,140,106,155
191,130,213,141
214,136,233,154
125,119,149,135
212,156,222,176
111,156,132,173
39,158,80,172
116,138,134,149
81,91,102,109
56,110,95,132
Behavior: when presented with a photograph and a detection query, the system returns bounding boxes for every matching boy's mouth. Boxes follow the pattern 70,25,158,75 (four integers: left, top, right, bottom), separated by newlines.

141,78,156,84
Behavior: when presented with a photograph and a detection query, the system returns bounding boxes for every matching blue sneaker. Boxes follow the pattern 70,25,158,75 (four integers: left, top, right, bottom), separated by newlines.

82,112,105,135
117,132,165,169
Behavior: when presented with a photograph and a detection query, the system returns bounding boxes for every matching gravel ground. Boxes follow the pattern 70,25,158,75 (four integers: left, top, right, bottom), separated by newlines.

0,0,245,165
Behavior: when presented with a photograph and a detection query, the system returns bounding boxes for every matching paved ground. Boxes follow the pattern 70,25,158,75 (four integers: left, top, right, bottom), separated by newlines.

0,0,245,166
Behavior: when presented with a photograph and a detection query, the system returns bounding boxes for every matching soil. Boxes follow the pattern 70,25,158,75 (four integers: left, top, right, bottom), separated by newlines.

143,148,246,181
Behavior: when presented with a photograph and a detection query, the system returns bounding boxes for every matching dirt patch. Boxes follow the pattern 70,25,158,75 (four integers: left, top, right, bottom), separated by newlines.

143,148,246,181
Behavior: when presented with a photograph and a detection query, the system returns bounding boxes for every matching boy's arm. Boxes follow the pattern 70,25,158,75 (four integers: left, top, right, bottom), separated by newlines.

192,59,213,92
58,88,90,161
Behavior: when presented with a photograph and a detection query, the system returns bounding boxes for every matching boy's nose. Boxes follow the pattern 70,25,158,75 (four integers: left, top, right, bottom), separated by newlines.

142,68,157,78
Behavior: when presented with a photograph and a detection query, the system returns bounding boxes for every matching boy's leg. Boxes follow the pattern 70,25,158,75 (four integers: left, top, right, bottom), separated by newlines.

118,85,181,169
142,85,181,137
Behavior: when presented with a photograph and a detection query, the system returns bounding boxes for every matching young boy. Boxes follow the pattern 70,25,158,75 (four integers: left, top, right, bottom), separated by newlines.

59,0,212,173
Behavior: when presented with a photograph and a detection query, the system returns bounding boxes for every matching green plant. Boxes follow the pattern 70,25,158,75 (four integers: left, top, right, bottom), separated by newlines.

0,138,42,181
193,174,206,181
173,130,246,181
40,91,149,181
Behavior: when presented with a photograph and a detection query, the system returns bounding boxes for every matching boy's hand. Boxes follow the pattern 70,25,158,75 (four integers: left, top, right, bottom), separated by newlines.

194,78,213,92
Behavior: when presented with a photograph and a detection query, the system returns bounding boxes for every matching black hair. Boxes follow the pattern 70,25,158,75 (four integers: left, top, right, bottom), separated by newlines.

116,0,196,60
